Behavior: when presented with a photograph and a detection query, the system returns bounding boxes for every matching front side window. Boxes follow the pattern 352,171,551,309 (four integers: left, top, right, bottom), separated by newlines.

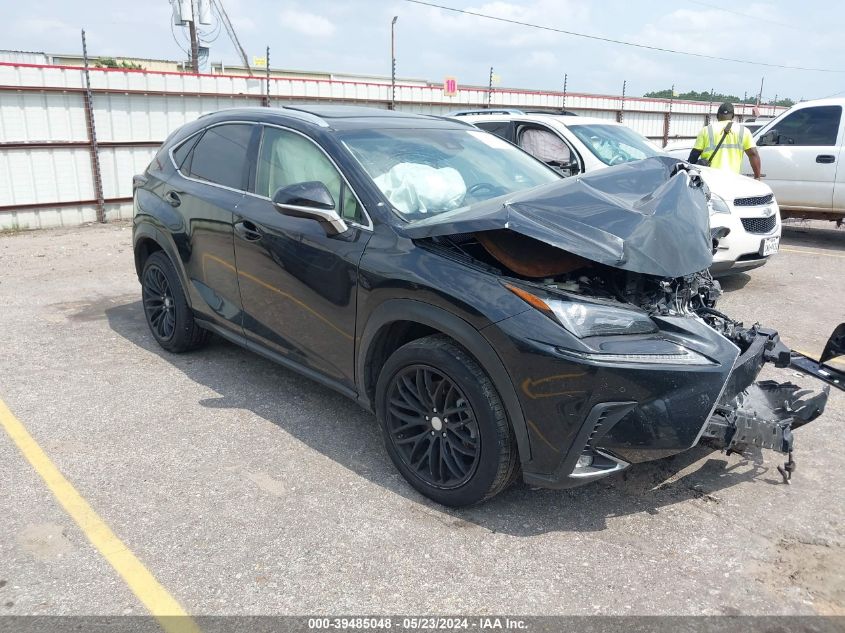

772,106,841,146
518,126,572,164
339,127,559,219
186,124,253,190
567,124,662,166
256,127,363,223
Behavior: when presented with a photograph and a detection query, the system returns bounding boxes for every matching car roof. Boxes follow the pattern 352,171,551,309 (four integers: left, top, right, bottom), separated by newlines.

198,105,471,131
453,111,618,128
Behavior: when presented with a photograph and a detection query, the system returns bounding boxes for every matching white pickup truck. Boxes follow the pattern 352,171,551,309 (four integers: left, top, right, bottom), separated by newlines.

669,98,845,222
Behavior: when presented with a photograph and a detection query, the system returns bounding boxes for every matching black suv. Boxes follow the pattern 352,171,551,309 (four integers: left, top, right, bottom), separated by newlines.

133,105,827,506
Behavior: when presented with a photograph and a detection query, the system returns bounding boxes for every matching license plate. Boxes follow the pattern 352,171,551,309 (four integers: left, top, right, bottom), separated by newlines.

760,236,780,256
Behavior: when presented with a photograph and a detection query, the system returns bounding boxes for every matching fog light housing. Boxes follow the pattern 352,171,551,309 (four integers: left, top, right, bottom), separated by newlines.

576,454,594,469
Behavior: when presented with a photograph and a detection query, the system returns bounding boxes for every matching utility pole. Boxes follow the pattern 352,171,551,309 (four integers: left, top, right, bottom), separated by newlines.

618,80,626,123
264,45,270,107
487,66,494,107
390,16,398,110
742,90,747,121
188,0,199,72
562,73,567,112
757,76,764,105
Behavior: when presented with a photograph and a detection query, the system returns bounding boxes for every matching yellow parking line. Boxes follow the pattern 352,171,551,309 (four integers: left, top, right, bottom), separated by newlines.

782,247,845,259
0,397,200,633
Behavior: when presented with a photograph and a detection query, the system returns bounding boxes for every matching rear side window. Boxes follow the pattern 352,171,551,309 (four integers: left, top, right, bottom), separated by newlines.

171,134,200,170
774,106,842,146
475,121,513,142
186,124,254,190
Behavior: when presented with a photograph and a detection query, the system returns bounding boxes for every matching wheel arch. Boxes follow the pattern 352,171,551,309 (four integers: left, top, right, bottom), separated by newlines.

133,223,192,306
357,299,532,465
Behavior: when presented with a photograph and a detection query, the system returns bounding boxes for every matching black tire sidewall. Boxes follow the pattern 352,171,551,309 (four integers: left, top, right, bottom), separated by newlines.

376,339,509,506
142,251,195,352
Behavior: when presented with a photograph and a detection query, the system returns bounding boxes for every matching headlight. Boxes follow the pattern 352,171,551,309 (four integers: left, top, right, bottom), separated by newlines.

709,194,731,215
504,283,657,338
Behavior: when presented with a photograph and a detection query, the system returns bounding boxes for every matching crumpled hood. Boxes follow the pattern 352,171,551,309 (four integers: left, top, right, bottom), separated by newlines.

400,155,713,278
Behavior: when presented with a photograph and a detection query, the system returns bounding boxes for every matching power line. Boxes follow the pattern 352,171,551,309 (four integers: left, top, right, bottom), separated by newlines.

403,0,845,73
685,0,811,33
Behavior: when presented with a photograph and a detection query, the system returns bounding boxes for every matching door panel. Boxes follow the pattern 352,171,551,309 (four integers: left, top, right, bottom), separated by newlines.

168,122,257,333
745,105,842,209
234,126,371,388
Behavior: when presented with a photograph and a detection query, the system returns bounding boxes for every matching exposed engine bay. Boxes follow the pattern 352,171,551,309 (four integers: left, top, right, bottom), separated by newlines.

423,229,833,483
406,156,838,483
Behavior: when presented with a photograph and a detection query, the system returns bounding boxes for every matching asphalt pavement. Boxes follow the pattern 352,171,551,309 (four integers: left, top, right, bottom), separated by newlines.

0,220,843,617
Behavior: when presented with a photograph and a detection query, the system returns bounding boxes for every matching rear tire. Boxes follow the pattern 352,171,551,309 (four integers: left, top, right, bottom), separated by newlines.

375,335,518,506
141,250,210,353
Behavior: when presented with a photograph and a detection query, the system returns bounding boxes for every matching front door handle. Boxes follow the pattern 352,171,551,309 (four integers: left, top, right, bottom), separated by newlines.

816,154,836,164
165,190,182,207
234,220,262,241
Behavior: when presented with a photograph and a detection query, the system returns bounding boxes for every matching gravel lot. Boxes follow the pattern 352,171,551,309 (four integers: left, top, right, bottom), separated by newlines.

1,220,843,617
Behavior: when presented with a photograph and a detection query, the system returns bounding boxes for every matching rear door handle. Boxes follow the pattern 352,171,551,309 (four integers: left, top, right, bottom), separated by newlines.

165,190,182,207
816,154,836,164
234,220,262,241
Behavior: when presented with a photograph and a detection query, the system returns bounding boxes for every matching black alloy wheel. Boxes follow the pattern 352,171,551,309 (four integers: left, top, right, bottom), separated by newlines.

376,335,518,506
385,365,481,489
140,250,210,353
142,264,176,341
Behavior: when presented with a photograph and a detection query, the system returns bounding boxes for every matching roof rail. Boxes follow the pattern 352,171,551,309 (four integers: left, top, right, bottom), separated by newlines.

523,109,579,116
448,108,525,116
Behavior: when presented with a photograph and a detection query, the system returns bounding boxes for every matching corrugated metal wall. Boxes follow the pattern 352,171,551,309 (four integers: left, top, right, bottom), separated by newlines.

0,61,786,230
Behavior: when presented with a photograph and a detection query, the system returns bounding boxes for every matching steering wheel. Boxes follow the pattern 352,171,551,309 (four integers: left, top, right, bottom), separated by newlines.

467,182,505,198
608,155,627,166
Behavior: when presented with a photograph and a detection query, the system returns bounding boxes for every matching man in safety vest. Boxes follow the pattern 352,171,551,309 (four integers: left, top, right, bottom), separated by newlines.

688,102,762,180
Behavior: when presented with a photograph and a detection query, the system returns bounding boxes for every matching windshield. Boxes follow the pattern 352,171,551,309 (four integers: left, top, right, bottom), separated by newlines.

339,128,559,219
567,124,663,166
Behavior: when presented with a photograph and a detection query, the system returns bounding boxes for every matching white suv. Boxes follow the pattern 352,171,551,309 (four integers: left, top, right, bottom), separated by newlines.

452,110,781,275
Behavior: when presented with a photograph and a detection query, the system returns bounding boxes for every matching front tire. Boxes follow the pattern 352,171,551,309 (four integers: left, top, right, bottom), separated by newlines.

141,250,210,353
375,335,518,506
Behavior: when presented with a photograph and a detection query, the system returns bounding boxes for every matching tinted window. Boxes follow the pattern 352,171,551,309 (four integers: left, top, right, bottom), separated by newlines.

774,106,841,146
475,121,513,142
187,124,253,190
172,134,200,170
256,127,363,223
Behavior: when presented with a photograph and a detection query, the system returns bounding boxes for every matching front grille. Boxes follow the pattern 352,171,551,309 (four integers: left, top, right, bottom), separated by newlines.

741,215,777,234
734,193,774,206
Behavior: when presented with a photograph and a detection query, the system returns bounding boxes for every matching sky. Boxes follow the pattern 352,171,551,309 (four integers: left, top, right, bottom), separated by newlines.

1,0,843,102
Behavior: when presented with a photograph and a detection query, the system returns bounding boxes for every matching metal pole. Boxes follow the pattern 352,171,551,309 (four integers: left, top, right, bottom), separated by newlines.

189,0,199,73
663,83,674,148
265,45,270,107
81,29,105,224
562,73,567,112
741,91,747,121
487,66,494,107
706,88,714,125
390,16,398,110
618,80,626,123
757,76,764,105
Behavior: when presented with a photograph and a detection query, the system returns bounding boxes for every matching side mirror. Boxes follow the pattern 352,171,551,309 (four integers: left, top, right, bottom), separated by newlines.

272,181,348,235
547,158,580,176
758,129,779,146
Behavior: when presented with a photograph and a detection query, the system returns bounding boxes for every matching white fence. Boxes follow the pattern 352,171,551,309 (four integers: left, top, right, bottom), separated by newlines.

0,61,786,230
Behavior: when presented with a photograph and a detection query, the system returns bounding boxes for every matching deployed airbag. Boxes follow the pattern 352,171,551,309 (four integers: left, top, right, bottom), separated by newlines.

401,156,713,278
375,162,466,215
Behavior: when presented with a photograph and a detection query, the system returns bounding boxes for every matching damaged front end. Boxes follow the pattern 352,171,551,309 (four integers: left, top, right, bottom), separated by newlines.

402,156,832,483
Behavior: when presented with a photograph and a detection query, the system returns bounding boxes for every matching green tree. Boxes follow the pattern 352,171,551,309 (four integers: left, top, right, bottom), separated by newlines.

643,88,794,106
